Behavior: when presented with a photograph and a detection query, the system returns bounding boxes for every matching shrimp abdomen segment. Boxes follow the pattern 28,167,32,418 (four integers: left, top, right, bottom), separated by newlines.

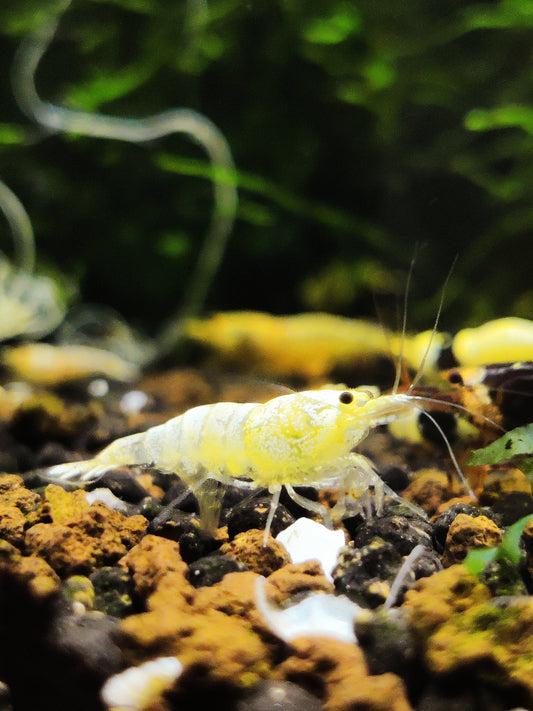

156,401,258,476
47,401,260,483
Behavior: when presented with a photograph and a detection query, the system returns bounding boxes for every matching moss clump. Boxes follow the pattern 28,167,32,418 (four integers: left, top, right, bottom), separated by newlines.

427,598,533,701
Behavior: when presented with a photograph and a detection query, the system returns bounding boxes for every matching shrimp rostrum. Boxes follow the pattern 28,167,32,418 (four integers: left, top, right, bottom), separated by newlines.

46,387,460,543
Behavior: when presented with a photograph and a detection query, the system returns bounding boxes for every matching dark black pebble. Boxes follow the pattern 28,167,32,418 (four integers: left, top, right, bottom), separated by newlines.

353,514,434,555
432,503,498,553
491,491,533,526
0,427,34,472
179,528,221,563
221,484,262,514
78,414,130,451
479,557,529,597
379,497,431,522
343,497,430,540
148,508,221,562
355,608,419,688
411,547,443,580
148,506,199,539
225,495,295,539
136,496,163,521
161,478,199,512
0,448,20,474
334,538,439,609
418,410,458,446
34,442,75,468
236,680,324,711
416,679,523,711
279,486,320,519
379,465,410,493
90,566,136,617
149,469,179,492
187,553,247,588
0,559,117,711
86,468,150,503
49,611,124,676
333,539,404,608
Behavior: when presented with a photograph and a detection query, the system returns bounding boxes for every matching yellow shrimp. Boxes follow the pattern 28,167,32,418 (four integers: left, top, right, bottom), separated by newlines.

46,385,444,544
1,342,139,385
452,317,533,366
184,311,448,381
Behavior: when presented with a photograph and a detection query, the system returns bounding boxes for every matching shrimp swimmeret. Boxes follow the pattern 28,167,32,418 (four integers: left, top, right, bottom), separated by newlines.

46,385,474,544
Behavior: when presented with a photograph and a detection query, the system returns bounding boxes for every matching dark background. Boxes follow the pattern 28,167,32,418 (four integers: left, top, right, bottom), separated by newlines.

1,0,532,339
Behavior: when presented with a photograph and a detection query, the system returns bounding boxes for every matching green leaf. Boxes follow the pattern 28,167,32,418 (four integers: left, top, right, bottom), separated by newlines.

0,124,28,145
154,152,394,252
462,0,533,31
363,61,396,90
302,4,361,45
238,200,276,227
2,1,66,35
463,547,498,576
65,61,157,111
465,105,533,135
90,0,154,12
463,513,533,576
466,424,533,466
517,458,533,477
156,231,191,258
498,513,533,565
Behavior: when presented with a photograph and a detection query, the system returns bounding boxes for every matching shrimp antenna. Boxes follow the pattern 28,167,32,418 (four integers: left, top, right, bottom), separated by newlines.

408,254,458,393
414,405,476,500
406,393,504,433
11,0,237,358
392,247,418,394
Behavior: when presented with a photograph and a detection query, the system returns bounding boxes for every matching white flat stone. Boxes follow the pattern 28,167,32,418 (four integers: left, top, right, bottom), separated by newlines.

101,656,183,710
120,389,149,414
85,487,128,512
276,517,346,580
255,577,361,644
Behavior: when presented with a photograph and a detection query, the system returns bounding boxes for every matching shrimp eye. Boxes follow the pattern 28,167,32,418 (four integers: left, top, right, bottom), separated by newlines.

339,391,354,405
448,370,464,386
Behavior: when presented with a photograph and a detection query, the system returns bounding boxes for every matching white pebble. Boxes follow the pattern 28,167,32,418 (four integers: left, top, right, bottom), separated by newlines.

255,577,361,644
276,518,346,580
120,389,149,415
87,378,110,398
71,601,87,615
101,656,183,710
85,488,128,513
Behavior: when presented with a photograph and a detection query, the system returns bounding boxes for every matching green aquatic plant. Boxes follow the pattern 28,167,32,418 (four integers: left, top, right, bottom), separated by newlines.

463,513,533,577
463,425,533,576
467,423,533,477
3,0,533,327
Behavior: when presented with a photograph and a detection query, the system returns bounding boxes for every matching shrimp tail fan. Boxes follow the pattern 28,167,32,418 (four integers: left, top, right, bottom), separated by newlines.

46,459,111,483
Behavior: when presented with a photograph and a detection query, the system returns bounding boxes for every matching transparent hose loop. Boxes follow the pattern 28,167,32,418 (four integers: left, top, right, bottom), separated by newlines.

11,0,238,358
0,179,35,275
0,179,66,341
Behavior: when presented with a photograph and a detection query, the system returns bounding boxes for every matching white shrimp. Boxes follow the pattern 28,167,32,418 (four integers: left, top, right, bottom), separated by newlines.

46,385,468,543
46,254,483,543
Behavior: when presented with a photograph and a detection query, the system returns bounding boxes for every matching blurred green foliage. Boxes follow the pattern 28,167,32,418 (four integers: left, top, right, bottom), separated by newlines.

463,513,533,576
1,0,533,335
467,423,533,476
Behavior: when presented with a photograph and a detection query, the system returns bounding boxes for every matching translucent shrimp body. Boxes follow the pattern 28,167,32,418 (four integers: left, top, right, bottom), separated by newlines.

46,388,416,542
